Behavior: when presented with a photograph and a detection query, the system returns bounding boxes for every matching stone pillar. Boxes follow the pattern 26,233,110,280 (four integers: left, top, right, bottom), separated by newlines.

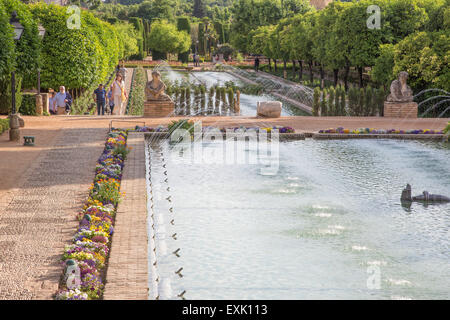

35,94,43,115
144,100,175,117
9,114,20,141
41,93,49,114
384,101,418,118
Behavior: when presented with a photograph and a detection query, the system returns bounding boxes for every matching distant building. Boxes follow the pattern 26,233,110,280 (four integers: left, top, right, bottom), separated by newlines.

310,0,333,10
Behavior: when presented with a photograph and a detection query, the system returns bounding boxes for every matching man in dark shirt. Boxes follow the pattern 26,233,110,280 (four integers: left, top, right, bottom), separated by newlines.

93,84,106,116
254,56,260,72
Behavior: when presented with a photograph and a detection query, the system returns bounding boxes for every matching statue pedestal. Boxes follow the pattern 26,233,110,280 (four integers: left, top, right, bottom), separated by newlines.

384,101,418,118
144,100,175,117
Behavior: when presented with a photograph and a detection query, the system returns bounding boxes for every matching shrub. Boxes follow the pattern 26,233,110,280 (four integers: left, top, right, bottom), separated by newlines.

320,89,327,116
0,118,10,134
339,87,346,116
313,87,320,116
19,93,36,115
328,87,335,116
113,144,131,160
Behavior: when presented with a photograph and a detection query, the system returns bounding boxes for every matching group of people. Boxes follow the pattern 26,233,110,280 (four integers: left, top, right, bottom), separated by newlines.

48,62,128,116
93,62,128,116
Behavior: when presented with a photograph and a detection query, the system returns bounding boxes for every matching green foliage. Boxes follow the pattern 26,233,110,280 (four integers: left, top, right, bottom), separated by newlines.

0,118,10,135
443,122,450,134
334,86,341,115
320,88,327,116
113,144,131,160
0,1,15,80
364,86,374,116
328,87,335,116
358,88,365,116
148,20,191,55
168,119,195,135
19,93,36,115
213,43,235,60
348,87,358,116
312,86,320,117
392,31,450,91
177,16,191,63
30,3,119,91
230,0,311,53
115,22,140,59
91,178,122,206
2,0,41,89
339,87,346,116
370,44,395,89
127,67,146,115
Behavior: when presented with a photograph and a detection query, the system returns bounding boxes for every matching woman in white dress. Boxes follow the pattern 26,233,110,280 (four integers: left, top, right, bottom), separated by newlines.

111,74,127,115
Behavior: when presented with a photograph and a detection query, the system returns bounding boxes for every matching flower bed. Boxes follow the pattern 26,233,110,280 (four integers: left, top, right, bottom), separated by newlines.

55,130,129,300
132,124,296,134
318,127,444,135
217,126,295,133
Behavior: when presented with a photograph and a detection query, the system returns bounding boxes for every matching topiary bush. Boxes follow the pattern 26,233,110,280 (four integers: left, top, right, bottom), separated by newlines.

19,93,36,115
0,118,10,135
313,87,320,116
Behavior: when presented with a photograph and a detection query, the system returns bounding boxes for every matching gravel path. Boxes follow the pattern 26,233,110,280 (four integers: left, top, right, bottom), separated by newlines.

0,128,106,299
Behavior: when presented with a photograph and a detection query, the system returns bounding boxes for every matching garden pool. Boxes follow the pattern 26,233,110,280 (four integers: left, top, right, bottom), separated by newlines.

146,137,450,300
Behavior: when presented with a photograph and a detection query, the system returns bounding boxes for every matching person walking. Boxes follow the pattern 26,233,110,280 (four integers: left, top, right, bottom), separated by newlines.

254,56,260,72
48,91,56,115
107,85,115,115
119,61,127,82
93,83,106,116
55,86,72,115
111,74,127,115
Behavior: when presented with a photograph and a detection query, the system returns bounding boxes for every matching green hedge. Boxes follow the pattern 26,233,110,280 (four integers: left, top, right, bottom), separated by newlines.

19,93,36,115
0,118,9,135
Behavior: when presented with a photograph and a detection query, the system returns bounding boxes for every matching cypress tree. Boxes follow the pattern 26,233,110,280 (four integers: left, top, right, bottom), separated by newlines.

328,87,335,116
193,0,206,18
313,87,320,117
340,87,346,116
177,17,191,63
320,89,328,116
358,88,365,116
335,86,341,115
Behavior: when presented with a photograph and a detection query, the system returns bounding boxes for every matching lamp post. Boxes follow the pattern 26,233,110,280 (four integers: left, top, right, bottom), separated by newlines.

9,11,24,142
35,24,46,116
37,24,45,94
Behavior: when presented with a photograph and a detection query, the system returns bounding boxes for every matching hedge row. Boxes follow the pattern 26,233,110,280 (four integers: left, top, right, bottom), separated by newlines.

0,118,9,135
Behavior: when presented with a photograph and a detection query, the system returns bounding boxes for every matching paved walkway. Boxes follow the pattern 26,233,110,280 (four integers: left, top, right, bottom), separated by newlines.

103,133,148,300
0,128,106,299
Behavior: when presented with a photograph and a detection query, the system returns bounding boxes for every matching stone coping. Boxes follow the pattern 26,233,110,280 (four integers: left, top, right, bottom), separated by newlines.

103,133,148,300
141,131,306,141
312,133,446,140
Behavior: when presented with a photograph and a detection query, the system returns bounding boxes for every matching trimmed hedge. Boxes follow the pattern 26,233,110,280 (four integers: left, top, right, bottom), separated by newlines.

19,93,36,115
0,118,10,135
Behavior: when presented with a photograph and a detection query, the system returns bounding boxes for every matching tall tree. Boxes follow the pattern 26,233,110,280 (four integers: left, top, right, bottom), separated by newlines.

193,0,206,18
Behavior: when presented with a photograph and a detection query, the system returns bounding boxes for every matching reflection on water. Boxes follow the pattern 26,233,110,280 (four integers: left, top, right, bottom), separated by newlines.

147,138,450,299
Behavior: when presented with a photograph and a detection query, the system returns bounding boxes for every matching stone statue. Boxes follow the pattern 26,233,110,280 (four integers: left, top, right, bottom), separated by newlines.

387,71,414,103
401,184,450,203
145,70,172,102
